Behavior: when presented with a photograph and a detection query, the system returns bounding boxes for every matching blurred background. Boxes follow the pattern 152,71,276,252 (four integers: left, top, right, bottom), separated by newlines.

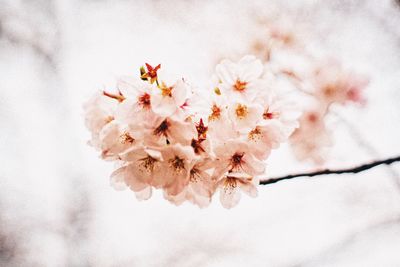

1,0,400,266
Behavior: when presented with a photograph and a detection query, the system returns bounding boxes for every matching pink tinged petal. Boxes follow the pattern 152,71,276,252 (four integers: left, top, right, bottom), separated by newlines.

208,118,237,141
173,80,189,107
219,179,241,209
212,162,230,181
164,177,189,196
189,169,215,197
110,166,128,191
216,60,236,85
150,162,169,188
167,120,197,145
242,154,265,176
117,77,138,97
190,194,211,208
119,146,147,162
151,93,176,117
163,189,187,206
135,186,152,201
125,165,149,192
238,56,263,81
144,148,162,160
238,180,258,198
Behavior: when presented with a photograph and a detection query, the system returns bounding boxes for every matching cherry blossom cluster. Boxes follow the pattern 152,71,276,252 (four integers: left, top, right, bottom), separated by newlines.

84,56,299,208
249,17,369,164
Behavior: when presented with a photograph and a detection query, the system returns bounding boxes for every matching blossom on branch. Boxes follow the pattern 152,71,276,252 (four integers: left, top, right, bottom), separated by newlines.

84,55,298,208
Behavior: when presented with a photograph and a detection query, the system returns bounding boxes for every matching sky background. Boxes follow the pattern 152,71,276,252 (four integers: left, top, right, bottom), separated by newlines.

1,0,400,266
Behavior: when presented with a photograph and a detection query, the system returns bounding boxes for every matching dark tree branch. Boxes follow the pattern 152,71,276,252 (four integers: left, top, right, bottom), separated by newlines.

260,155,400,185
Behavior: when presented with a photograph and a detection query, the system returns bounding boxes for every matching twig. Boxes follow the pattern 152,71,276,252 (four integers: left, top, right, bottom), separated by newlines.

332,110,400,191
260,155,400,185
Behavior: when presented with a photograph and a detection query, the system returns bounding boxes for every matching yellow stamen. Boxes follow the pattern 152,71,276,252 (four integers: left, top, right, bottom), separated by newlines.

235,104,248,119
233,80,247,92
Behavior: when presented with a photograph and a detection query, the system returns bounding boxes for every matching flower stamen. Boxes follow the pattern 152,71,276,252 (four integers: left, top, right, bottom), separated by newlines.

248,126,262,140
263,107,279,120
233,80,247,92
138,93,151,109
208,104,221,121
223,177,237,194
230,152,245,171
169,156,185,172
153,119,170,137
120,132,135,144
139,156,157,172
235,104,248,119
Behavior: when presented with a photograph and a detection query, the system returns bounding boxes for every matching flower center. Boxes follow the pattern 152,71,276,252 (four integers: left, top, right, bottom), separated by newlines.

248,127,262,140
208,104,221,121
138,93,151,109
322,84,336,97
169,156,185,172
306,112,319,124
263,108,279,119
120,132,134,144
139,156,157,172
153,119,170,137
223,177,237,193
190,167,201,182
235,104,248,119
230,152,244,171
233,80,247,92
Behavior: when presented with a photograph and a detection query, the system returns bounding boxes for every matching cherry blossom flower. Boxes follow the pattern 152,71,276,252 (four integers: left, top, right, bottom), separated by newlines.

115,76,158,123
228,101,263,132
213,140,265,180
151,80,189,117
164,159,216,208
215,55,265,101
159,143,197,196
117,146,164,190
98,121,142,160
83,90,118,146
312,62,368,106
289,109,332,164
145,116,197,147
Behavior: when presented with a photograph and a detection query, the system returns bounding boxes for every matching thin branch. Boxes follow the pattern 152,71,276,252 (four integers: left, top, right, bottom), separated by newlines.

260,155,400,185
332,110,400,191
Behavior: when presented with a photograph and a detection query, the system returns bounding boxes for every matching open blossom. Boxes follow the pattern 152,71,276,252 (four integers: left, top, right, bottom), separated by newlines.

151,79,189,117
83,90,118,148
115,76,158,123
213,140,266,180
289,109,333,164
84,56,300,208
312,63,368,106
216,55,266,101
228,101,263,132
